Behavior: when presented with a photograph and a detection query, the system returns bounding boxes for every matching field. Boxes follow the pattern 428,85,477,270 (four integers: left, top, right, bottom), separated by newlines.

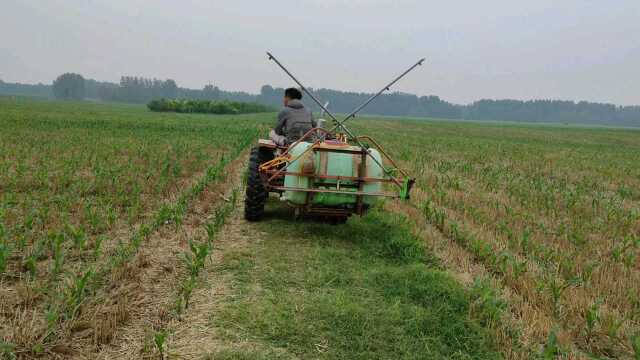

0,98,268,358
353,118,640,358
1,97,639,359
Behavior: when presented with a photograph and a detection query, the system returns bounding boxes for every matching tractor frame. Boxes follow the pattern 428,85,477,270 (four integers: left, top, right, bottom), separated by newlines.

244,52,423,222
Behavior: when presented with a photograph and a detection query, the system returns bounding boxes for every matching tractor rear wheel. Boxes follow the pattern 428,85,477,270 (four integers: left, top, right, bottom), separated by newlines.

244,147,271,221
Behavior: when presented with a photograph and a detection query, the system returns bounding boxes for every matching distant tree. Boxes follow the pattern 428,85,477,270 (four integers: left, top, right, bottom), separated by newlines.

258,85,281,106
52,73,85,100
161,79,178,98
202,84,221,100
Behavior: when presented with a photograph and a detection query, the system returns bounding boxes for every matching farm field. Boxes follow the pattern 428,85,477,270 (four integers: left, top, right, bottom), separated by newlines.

0,98,268,357
1,97,639,359
351,118,640,358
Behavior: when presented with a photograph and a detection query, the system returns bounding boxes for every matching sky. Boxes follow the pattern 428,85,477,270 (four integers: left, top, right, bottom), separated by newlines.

1,0,639,105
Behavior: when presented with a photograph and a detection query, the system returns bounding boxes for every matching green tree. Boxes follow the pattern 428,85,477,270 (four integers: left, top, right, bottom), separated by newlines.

203,84,221,100
52,73,86,100
161,79,178,98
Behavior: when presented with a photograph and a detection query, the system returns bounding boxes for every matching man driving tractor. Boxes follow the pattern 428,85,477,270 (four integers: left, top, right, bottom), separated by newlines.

269,87,317,146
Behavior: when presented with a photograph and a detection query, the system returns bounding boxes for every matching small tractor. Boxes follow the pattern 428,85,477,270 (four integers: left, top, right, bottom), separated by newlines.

245,52,424,223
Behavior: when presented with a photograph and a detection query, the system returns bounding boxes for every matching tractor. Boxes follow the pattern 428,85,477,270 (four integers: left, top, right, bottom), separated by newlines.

244,52,424,223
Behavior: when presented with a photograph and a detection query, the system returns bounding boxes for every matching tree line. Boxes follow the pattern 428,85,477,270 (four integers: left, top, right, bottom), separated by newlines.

1,74,638,127
147,98,274,114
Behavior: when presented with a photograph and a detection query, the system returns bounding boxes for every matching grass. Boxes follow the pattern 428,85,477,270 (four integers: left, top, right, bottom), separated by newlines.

208,202,500,359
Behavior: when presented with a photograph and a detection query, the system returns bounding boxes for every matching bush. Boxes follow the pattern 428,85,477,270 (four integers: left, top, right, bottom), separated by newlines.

147,98,274,115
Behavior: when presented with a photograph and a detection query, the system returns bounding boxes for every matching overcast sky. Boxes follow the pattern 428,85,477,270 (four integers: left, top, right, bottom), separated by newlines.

1,0,639,105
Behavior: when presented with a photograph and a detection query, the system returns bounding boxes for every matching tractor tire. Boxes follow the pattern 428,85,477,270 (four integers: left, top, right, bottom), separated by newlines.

244,147,271,221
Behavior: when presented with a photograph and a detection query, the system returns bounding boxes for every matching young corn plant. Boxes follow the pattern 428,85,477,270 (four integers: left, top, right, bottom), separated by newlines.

153,329,168,359
178,277,196,312
63,268,94,319
520,228,532,255
51,232,66,277
66,224,87,251
205,223,216,248
546,274,570,320
584,299,602,341
580,261,598,286
84,203,101,233
93,235,104,259
106,204,117,228
184,240,209,278
155,204,174,227
45,306,60,337
601,313,623,343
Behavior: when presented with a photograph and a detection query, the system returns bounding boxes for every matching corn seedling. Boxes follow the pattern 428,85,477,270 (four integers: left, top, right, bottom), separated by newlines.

183,240,209,278
93,235,104,259
584,299,602,340
66,224,87,250
178,277,196,312
205,223,216,247
153,329,168,359
603,314,624,342
51,233,65,277
63,268,94,318
547,275,570,320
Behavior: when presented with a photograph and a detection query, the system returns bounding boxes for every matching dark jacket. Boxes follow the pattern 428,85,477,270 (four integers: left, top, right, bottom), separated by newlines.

274,99,316,143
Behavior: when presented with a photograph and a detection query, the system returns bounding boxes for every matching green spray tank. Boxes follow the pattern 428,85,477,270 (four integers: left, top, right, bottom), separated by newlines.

282,141,384,206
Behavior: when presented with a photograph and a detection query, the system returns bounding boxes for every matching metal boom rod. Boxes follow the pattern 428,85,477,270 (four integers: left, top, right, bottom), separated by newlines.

329,57,425,133
266,52,394,179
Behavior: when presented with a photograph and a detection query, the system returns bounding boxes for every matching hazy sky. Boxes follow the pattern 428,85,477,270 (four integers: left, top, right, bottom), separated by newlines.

1,0,639,105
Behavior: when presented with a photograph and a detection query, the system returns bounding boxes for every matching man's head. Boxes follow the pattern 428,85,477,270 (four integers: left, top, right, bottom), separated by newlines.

284,87,302,106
